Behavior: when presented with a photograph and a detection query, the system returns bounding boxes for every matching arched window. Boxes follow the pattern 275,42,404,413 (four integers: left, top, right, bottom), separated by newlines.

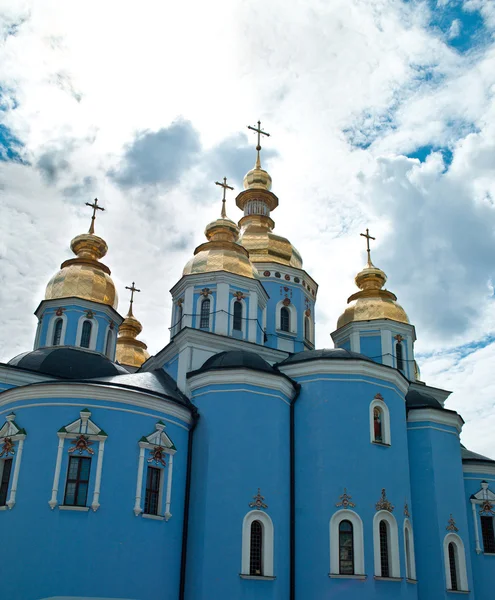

379,520,390,578
304,316,311,342
233,301,243,331
200,299,210,329
448,542,458,590
52,318,63,346
396,341,404,372
339,520,354,574
280,306,290,332
443,533,468,591
374,407,383,442
404,520,416,580
105,330,113,358
80,321,92,348
481,516,495,553
250,520,263,575
369,396,391,445
177,304,183,331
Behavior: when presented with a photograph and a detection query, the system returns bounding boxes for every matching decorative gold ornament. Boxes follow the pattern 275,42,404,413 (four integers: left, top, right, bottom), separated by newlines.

404,502,410,518
147,446,167,467
0,437,15,458
249,488,268,510
283,297,291,306
480,501,495,516
375,393,384,400
85,310,94,319
446,514,459,532
336,488,356,508
200,288,212,297
375,488,394,512
55,307,65,316
68,435,95,455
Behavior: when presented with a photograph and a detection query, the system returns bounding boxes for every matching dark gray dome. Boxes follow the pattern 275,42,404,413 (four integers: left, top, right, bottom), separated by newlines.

9,347,129,379
405,389,443,411
278,348,374,366
191,350,277,375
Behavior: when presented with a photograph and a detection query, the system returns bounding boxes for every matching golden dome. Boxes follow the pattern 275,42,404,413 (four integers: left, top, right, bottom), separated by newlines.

243,165,273,191
337,259,409,329
115,304,150,369
45,232,118,309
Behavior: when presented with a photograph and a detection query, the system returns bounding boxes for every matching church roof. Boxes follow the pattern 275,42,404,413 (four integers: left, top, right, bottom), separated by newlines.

405,389,443,410
189,350,279,376
278,348,374,366
461,445,495,464
8,347,129,379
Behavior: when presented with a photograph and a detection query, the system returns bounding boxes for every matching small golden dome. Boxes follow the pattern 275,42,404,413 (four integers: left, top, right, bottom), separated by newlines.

45,232,118,309
337,259,409,329
115,293,150,369
243,165,272,191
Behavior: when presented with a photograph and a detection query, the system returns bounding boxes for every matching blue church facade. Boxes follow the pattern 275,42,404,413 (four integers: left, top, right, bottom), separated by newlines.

0,126,494,600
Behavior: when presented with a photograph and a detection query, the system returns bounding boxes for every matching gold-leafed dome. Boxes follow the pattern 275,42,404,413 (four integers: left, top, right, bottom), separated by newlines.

44,200,118,309
243,165,273,191
337,232,409,328
115,284,150,369
183,179,259,279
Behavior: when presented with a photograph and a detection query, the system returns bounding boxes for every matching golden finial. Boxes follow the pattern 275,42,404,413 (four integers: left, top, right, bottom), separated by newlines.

247,120,270,169
85,198,105,235
215,177,234,218
360,228,376,267
125,281,141,317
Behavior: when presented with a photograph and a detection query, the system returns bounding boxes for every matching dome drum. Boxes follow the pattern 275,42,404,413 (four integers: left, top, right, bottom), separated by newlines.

236,187,279,213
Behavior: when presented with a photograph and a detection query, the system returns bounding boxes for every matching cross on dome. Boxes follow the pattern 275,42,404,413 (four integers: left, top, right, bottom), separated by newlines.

85,198,105,235
215,177,234,218
125,281,141,316
360,228,376,267
247,120,270,168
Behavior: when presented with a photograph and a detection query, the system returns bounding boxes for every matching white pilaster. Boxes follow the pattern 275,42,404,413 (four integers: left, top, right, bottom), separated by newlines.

49,436,65,509
406,335,414,380
183,286,194,329
164,453,174,521
248,292,258,343
472,500,482,554
350,330,361,353
381,329,393,367
91,439,106,512
215,283,230,335
7,437,25,509
134,445,146,516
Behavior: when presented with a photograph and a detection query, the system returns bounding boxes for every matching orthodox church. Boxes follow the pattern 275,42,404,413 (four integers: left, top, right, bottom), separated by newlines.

0,122,494,600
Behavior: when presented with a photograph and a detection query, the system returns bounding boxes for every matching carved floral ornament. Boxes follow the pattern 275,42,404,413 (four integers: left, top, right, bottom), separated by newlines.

233,291,246,301
148,446,167,467
68,434,95,455
86,310,94,319
0,437,15,458
374,392,384,401
395,334,404,342
375,488,394,512
249,488,268,510
446,514,459,532
480,500,495,516
283,297,291,307
404,502,410,518
200,287,212,297
55,307,65,317
336,488,356,508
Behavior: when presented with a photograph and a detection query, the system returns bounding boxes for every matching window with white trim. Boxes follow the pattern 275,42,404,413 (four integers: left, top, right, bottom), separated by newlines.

443,533,468,592
200,298,210,330
80,320,92,348
105,329,114,358
396,341,404,372
304,316,311,342
133,421,176,520
49,409,107,512
241,510,274,578
369,395,391,445
330,509,365,576
373,511,400,578
0,413,27,510
233,300,243,331
404,519,416,580
280,306,290,332
52,318,63,346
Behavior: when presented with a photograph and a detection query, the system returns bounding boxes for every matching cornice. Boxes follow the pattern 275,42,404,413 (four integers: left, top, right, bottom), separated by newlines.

407,408,463,433
278,359,410,395
35,297,124,324
169,271,270,302
254,262,318,293
331,319,417,343
463,464,495,476
0,364,54,387
409,381,452,405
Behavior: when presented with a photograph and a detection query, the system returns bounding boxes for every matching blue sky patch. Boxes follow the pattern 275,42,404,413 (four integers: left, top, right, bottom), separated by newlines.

0,124,25,163
407,144,453,166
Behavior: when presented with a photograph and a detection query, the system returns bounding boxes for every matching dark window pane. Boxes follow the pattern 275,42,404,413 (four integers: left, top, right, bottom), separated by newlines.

339,520,354,574
200,299,210,329
396,342,404,372
379,520,390,577
448,542,458,590
481,516,495,553
0,459,13,506
144,466,161,516
53,319,63,345
64,456,91,507
250,520,263,575
374,407,383,442
280,307,290,332
80,321,92,348
233,301,243,331
304,317,310,341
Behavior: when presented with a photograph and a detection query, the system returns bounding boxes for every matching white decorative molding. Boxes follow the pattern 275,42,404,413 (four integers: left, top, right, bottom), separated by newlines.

46,312,68,347
330,509,365,576
0,413,27,510
35,296,123,326
443,533,468,592
91,438,106,511
0,365,53,387
241,510,274,577
369,395,391,446
407,409,463,433
188,369,295,399
470,481,495,554
463,464,495,476
49,437,65,510
75,314,99,350
373,510,400,578
229,296,248,340
404,519,416,580
276,299,297,335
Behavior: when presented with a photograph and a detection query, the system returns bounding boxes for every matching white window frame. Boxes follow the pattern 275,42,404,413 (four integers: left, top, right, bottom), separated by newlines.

444,533,468,592
276,299,297,334
369,396,391,446
133,422,176,521
230,297,247,339
0,413,26,510
304,315,313,344
49,410,107,512
404,519,417,580
76,315,99,350
104,327,115,358
330,509,365,576
373,510,400,578
196,295,213,331
470,481,495,554
241,510,274,578
46,313,68,347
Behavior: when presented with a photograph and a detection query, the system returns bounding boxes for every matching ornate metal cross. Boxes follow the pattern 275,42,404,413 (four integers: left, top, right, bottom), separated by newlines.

215,177,234,218
247,120,270,167
85,198,105,235
125,281,141,310
360,228,375,264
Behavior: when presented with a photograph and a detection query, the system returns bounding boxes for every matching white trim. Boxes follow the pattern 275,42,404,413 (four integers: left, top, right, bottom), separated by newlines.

49,437,65,509
373,511,400,578
164,453,174,520
104,327,115,359
241,510,274,577
6,437,24,509
76,315,99,350
192,387,291,406
188,369,295,399
464,476,495,481
134,446,145,516
330,509,365,576
407,409,463,433
444,533,468,592
463,464,495,476
404,519,416,580
253,261,318,291
332,318,417,344
0,384,192,425
471,501,482,554
230,296,247,340
0,365,52,387
35,297,123,325
248,290,258,343
46,313,68,347
408,425,459,436
276,300,297,335
380,329,393,368
196,295,213,332
58,505,90,512
279,360,409,395
370,397,391,445
91,438,105,512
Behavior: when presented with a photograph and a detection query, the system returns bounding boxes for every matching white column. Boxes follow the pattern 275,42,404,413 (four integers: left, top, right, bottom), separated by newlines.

381,329,393,366
134,446,145,516
183,286,194,329
91,438,106,512
472,500,482,554
406,335,414,380
7,437,25,509
49,436,65,509
215,283,229,335
248,292,258,343
350,330,361,353
164,453,174,521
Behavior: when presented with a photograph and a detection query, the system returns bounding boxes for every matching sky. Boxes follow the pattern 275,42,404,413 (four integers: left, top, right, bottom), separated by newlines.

0,0,494,456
